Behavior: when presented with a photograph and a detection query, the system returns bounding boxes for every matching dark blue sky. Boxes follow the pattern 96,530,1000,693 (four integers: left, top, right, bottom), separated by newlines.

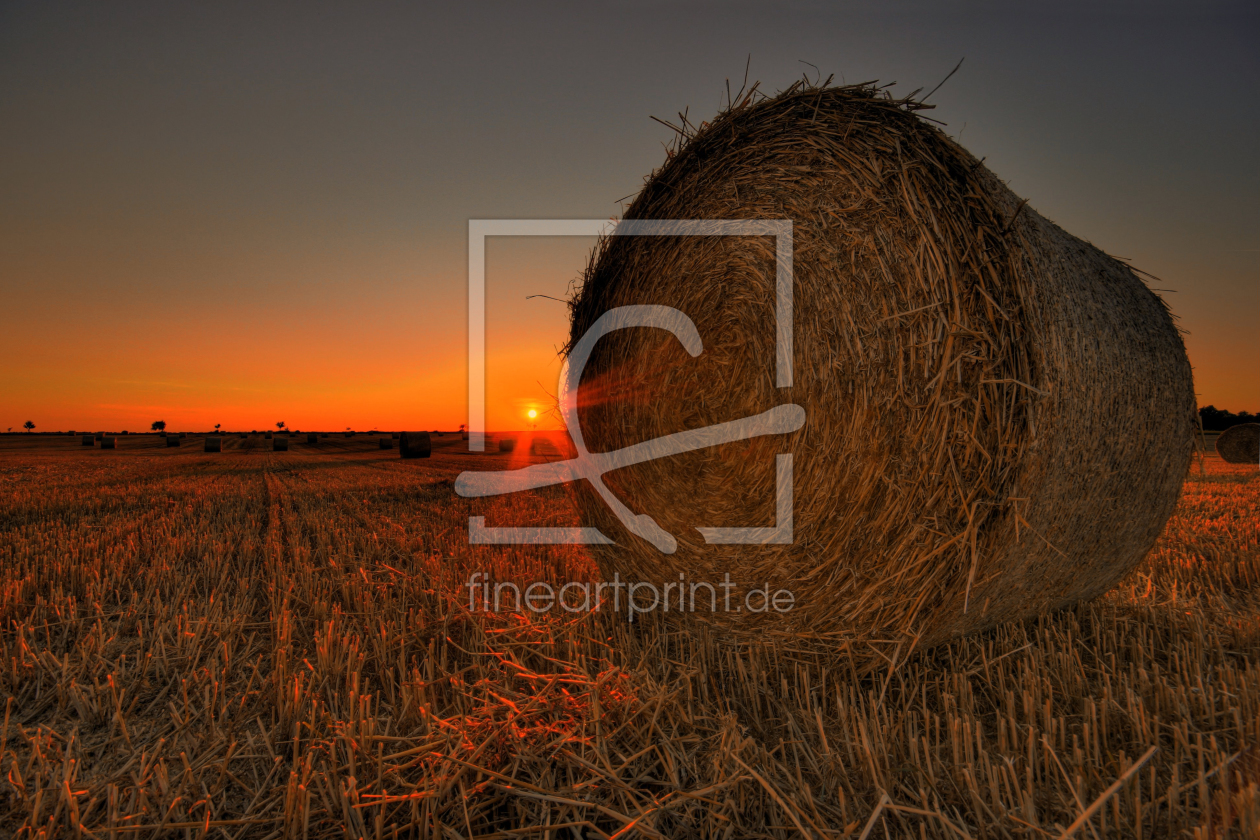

1,1,1256,429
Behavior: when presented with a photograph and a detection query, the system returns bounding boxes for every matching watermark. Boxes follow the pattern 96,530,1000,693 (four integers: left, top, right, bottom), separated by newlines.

458,220,802,551
466,572,795,619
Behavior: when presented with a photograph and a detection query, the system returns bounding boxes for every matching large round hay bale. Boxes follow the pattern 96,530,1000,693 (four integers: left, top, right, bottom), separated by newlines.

399,431,431,459
307,433,318,444
205,436,222,452
94,432,104,441
273,436,289,451
379,437,394,449
99,436,116,450
166,435,180,447
498,437,516,453
1216,423,1259,465
264,432,273,440
81,435,94,446
567,84,1196,653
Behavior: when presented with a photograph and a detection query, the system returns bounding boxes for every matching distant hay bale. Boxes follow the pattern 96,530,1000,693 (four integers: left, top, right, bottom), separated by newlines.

379,437,394,449
498,438,516,453
273,436,289,451
265,432,273,439
81,435,94,446
399,431,431,459
462,432,469,441
1216,423,1259,465
307,433,318,444
205,436,222,453
94,433,104,441
166,436,180,447
345,431,355,438
567,83,1196,653
99,437,116,449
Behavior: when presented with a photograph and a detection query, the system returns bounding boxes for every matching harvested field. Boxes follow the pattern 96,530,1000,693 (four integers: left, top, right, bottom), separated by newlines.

0,435,1255,837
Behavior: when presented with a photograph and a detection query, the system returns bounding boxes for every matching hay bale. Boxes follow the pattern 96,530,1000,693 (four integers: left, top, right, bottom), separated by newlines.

265,432,273,439
273,436,289,451
498,437,516,453
379,437,394,449
99,436,116,449
1216,423,1259,465
307,433,318,444
462,432,469,441
94,432,104,441
205,436,222,453
166,435,180,447
399,431,431,459
566,83,1195,652
345,431,355,438
81,435,94,446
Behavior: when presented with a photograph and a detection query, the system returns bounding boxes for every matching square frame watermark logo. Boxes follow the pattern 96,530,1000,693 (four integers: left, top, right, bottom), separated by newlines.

462,219,797,549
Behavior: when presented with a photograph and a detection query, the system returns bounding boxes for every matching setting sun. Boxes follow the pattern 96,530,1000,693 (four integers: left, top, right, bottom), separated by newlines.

527,409,537,419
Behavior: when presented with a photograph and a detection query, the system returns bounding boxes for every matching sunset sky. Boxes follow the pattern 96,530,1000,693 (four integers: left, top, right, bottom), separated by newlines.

1,1,1256,433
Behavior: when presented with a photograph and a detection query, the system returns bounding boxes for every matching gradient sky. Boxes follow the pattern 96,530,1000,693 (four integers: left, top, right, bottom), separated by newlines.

1,1,1256,433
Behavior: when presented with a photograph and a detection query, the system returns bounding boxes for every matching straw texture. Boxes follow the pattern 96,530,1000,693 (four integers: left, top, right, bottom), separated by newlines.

399,432,432,459
1216,423,1259,465
568,82,1196,654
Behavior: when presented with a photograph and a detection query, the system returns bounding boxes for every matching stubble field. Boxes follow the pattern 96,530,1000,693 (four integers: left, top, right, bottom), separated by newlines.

0,433,1256,838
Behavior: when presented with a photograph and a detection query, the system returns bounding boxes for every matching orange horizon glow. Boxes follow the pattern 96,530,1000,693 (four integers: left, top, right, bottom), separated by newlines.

0,213,1252,433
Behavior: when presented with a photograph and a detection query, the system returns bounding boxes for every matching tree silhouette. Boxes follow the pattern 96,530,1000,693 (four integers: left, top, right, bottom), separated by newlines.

23,421,34,433
276,421,286,431
151,420,166,432
1199,405,1260,431
214,424,221,433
